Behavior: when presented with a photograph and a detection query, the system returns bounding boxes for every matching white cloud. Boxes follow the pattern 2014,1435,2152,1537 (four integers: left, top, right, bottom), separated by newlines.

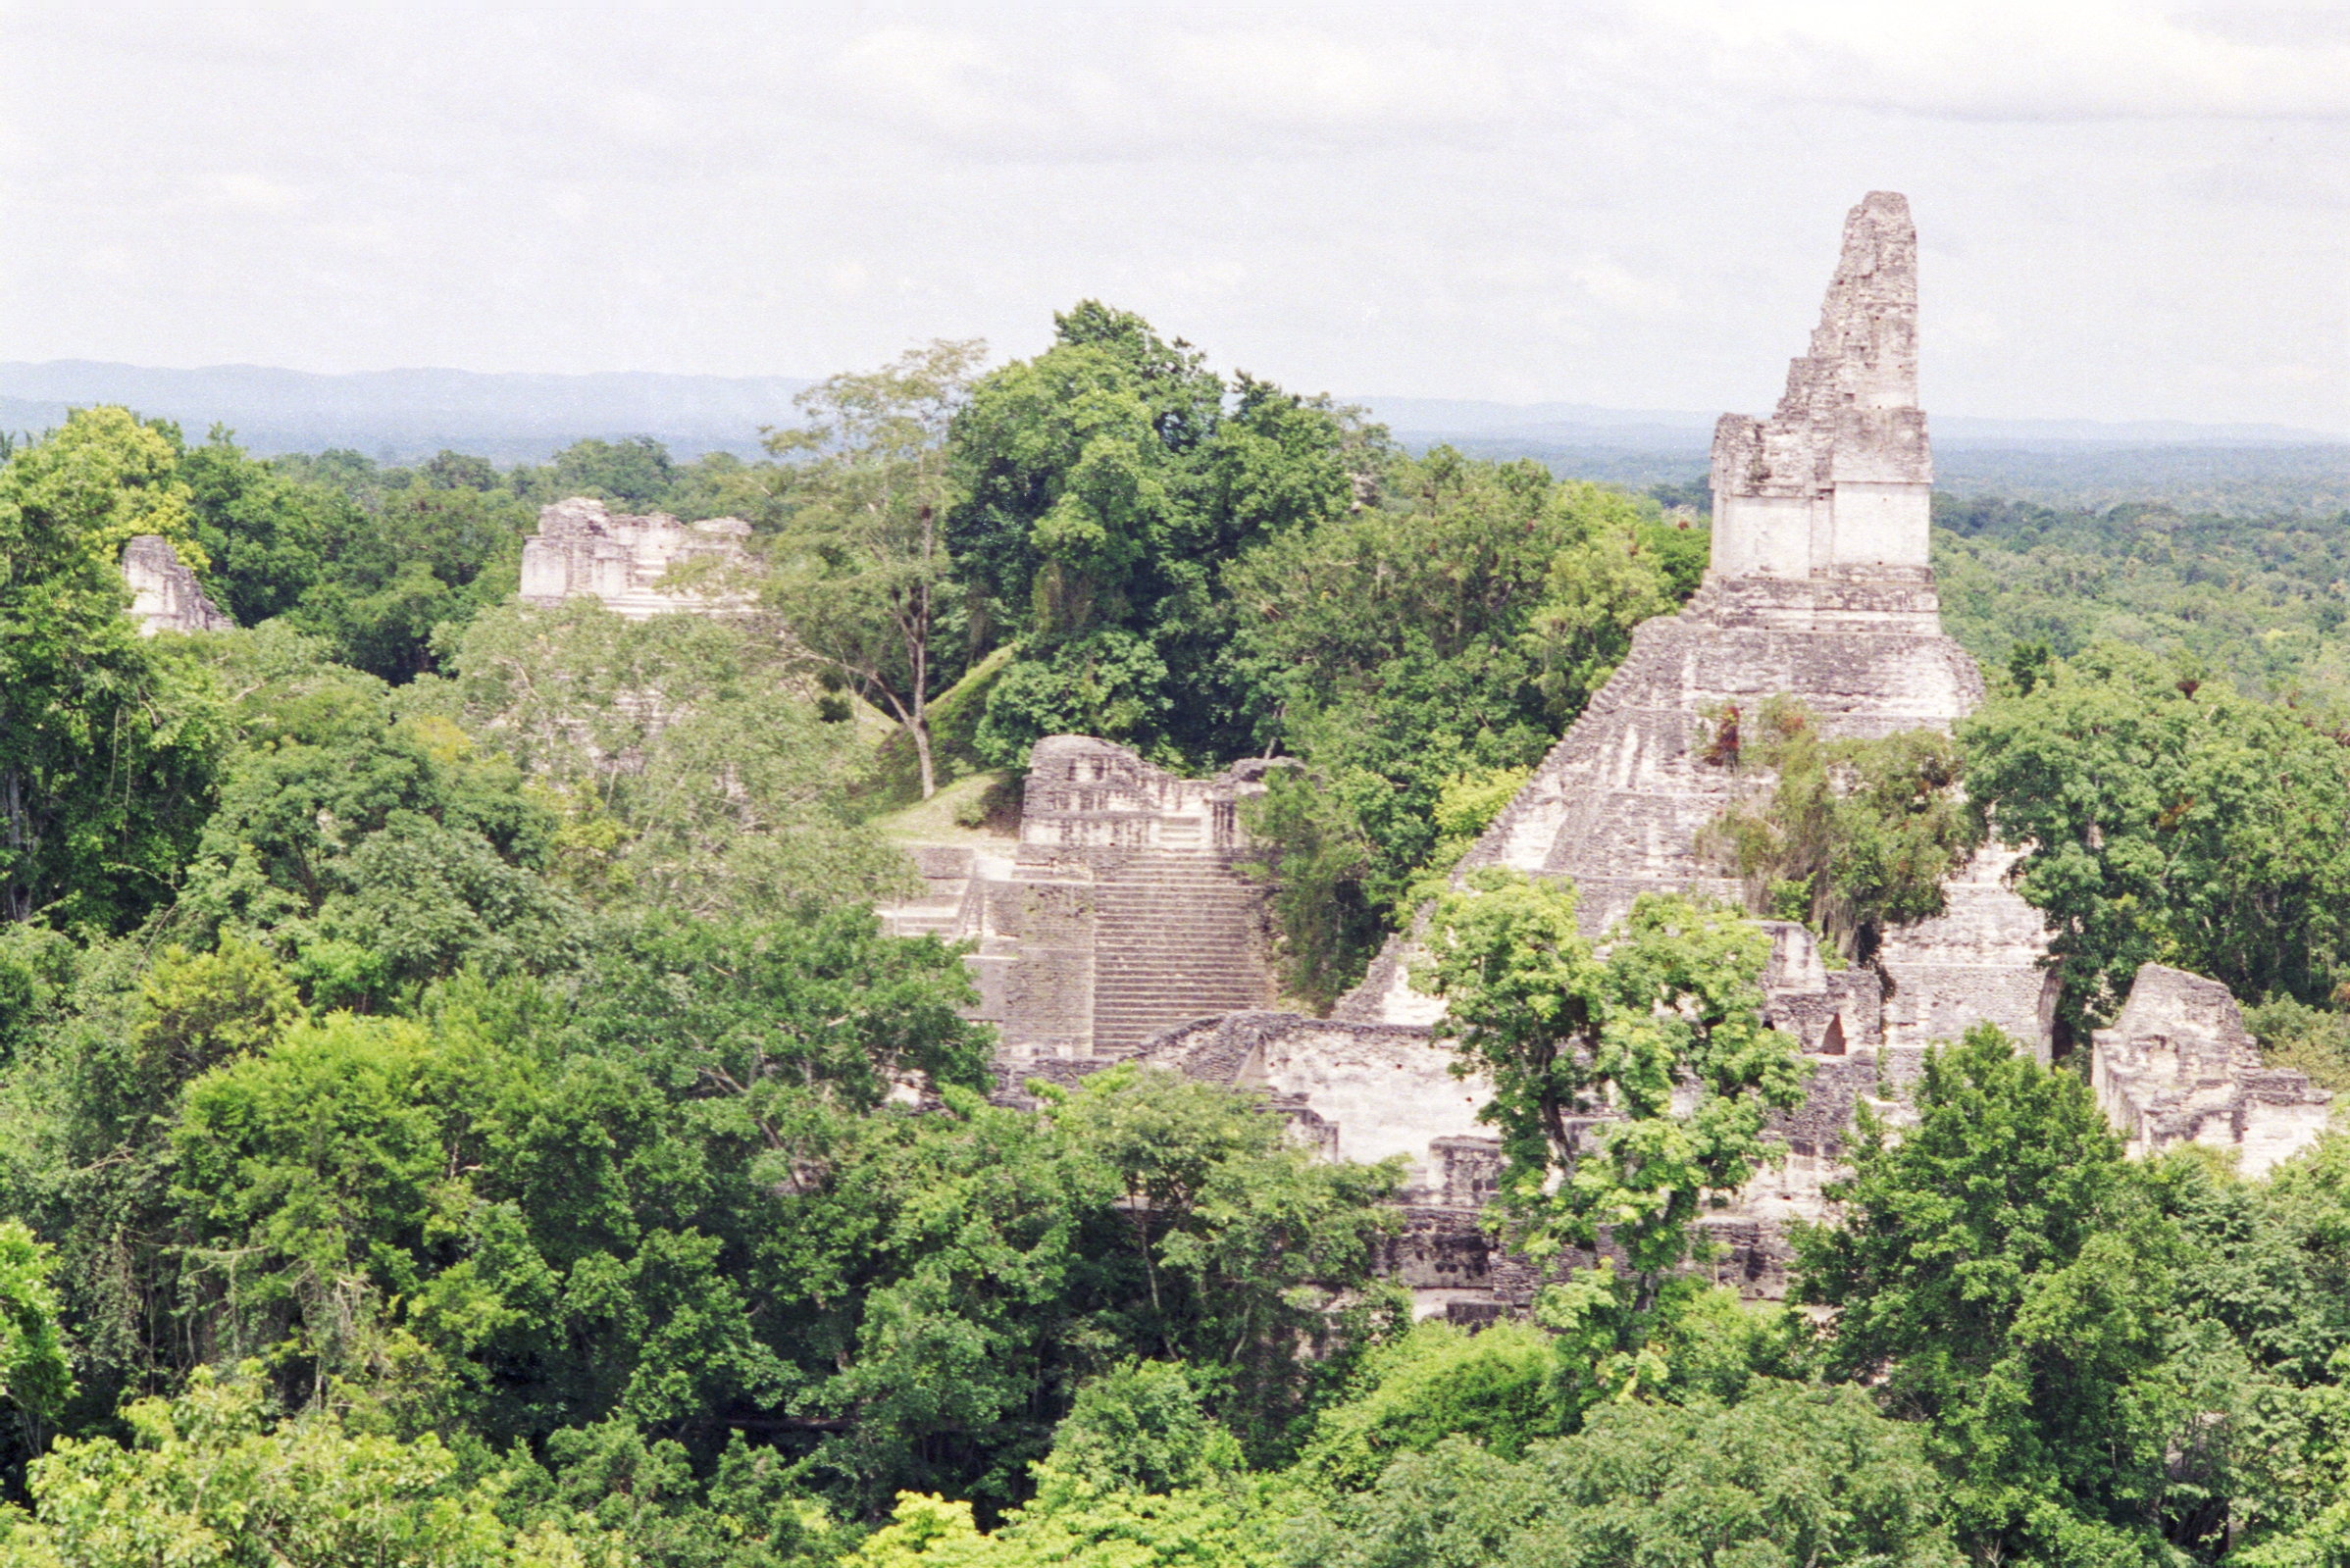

1571,258,1683,315
1152,29,1512,132
0,2,2341,428
1641,0,2350,121
184,172,301,213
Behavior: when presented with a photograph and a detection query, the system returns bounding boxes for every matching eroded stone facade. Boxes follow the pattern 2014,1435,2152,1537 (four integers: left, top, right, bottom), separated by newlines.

519,497,753,619
122,535,233,635
2092,965,2330,1178
1145,192,2052,1311
1710,189,1931,580
878,737,1281,1065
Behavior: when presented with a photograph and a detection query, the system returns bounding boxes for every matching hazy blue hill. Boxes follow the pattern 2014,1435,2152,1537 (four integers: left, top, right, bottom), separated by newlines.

1354,395,2350,517
0,361,814,462
5,366,2342,513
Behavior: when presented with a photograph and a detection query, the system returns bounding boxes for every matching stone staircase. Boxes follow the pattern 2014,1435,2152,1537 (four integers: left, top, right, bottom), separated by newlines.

875,846,976,940
1090,851,1269,1055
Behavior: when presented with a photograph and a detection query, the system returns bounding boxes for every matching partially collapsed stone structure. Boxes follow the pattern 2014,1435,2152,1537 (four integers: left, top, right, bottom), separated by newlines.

122,535,233,635
2092,965,2330,1178
519,497,753,619
1709,189,1931,581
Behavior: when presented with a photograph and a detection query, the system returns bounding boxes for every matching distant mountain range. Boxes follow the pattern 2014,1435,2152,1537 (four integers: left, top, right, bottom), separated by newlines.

0,362,2340,467
0,362,817,462
1351,394,2347,451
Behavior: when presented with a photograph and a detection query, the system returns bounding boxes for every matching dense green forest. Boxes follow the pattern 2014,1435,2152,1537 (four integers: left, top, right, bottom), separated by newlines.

8,304,2350,1565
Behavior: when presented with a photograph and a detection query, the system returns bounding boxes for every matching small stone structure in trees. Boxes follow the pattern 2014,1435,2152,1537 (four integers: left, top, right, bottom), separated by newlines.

122,536,233,634
2091,964,2329,1178
519,497,753,619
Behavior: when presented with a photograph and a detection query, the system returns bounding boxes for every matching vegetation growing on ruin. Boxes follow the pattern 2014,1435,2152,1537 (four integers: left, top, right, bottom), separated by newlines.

13,311,2350,1565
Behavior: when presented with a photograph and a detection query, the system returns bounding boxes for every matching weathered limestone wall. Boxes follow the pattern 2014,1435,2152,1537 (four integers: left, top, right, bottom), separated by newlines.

1218,188,2065,1316
1332,571,2058,1056
518,497,753,619
1335,188,2054,1061
894,191,2322,1325
2091,964,2331,1177
875,737,1281,1062
122,535,233,635
1711,191,1931,580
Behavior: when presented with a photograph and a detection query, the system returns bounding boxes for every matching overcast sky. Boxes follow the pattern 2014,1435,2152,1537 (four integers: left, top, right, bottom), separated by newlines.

3,2,2346,430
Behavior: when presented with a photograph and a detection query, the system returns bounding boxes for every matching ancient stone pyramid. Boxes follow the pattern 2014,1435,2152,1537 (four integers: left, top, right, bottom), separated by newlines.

1335,191,2058,1059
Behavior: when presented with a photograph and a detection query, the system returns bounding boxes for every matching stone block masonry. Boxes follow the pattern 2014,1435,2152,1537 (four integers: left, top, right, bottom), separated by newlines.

1711,190,1931,580
122,536,232,635
2092,965,2330,1178
883,190,2330,1320
519,497,753,619
876,737,1281,1064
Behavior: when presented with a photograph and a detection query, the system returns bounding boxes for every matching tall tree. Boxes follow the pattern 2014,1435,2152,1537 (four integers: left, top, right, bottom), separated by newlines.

765,340,987,799
1410,871,1805,1407
1960,639,2350,1025
0,409,225,930
946,303,1375,767
1794,1025,2178,1563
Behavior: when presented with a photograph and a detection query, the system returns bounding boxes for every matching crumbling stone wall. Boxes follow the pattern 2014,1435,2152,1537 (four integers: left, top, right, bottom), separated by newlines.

2091,964,2331,1177
1710,190,1931,579
894,191,2322,1323
122,535,232,635
518,497,753,619
874,736,1281,1062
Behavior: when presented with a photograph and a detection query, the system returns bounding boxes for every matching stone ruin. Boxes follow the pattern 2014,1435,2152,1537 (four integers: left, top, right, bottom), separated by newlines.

519,496,754,619
896,191,2338,1317
122,535,233,635
880,736,1282,1065
2092,965,2329,1178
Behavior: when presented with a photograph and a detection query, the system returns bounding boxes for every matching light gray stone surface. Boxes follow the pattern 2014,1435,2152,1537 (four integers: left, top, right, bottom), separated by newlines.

875,737,1281,1062
1171,188,2069,1312
518,496,752,619
122,535,233,634
1710,190,1931,580
2091,964,2331,1177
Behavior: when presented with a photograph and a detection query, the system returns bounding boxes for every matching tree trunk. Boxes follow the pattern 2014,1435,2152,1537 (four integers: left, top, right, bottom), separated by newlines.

912,712,937,801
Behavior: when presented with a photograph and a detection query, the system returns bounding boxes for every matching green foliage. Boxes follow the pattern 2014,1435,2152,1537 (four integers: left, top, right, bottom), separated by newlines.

2246,993,2350,1091
1960,639,2350,1026
1229,451,1700,1000
0,408,228,931
1232,766,1385,1013
973,629,1170,770
161,906,989,1452
1294,1320,1563,1492
1411,872,1806,1402
765,341,989,799
175,633,576,1009
948,303,1378,766
540,436,677,510
179,426,350,624
434,600,916,917
0,1366,618,1566
1286,1382,1958,1568
1794,1024,2179,1563
133,936,304,1080
1931,497,2350,720
1704,696,1982,959
0,1222,73,1436
266,445,540,680
1041,1362,1241,1497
